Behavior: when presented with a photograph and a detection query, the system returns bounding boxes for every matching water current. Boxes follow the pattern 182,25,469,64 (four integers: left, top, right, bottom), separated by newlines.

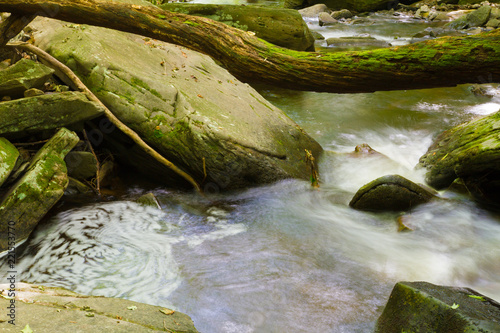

3,10,500,333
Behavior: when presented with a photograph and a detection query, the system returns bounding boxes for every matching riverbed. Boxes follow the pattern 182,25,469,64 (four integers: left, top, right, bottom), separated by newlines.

5,9,500,333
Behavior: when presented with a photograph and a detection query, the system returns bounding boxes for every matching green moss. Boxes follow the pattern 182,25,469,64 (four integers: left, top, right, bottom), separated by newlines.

130,77,164,100
183,20,199,27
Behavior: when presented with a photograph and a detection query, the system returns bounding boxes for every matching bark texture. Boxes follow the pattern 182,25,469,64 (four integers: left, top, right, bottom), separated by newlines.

1,0,499,93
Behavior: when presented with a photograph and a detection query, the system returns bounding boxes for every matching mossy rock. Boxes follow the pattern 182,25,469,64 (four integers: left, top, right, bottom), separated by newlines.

0,128,79,252
0,91,105,139
467,5,491,27
0,58,54,99
375,281,500,333
305,0,392,12
349,174,437,212
0,137,19,187
159,3,315,51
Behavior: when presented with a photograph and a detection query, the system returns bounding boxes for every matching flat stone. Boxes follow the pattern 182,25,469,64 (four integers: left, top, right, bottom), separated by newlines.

0,127,79,252
375,281,500,333
0,283,198,332
349,174,438,212
0,58,54,99
0,137,18,187
0,91,105,138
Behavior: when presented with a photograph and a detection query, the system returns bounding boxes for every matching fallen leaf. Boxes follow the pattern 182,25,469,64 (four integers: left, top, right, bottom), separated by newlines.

21,324,33,333
127,306,138,311
197,94,203,98
451,303,459,309
182,51,187,58
159,308,175,315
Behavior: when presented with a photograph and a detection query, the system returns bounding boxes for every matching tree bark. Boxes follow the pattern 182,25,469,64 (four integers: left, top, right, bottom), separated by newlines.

1,0,499,93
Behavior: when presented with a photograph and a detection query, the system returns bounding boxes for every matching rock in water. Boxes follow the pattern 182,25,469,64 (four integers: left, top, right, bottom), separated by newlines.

349,174,437,212
305,0,392,13
30,19,322,191
376,281,500,333
0,128,79,252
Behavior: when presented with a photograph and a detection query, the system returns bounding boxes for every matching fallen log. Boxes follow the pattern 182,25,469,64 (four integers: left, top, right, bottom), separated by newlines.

1,0,499,93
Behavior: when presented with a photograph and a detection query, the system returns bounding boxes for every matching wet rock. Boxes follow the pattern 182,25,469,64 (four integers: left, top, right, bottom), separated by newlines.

0,92,105,139
418,111,500,204
375,281,500,333
0,128,79,252
66,177,94,195
311,30,326,40
65,151,98,180
0,58,54,99
305,0,392,12
23,87,44,97
319,12,339,25
331,9,354,19
31,19,322,191
0,283,199,332
298,3,330,17
351,143,387,157
429,11,451,21
486,17,500,27
0,137,19,187
160,3,315,51
135,192,162,209
349,174,438,212
284,0,306,9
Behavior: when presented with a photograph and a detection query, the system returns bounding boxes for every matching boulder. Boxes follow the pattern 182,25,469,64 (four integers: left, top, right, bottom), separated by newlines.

65,151,98,180
0,127,79,252
331,9,354,19
135,192,162,209
446,14,471,29
375,281,500,333
0,92,105,139
0,283,198,332
305,0,394,12
486,17,500,27
418,111,500,198
349,174,438,211
298,3,330,17
31,19,323,191
159,3,315,51
467,5,491,27
0,137,18,187
319,12,339,25
0,58,54,99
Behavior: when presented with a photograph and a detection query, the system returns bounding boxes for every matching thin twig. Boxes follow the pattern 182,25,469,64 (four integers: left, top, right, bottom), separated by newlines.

83,129,101,197
13,139,49,146
6,42,203,194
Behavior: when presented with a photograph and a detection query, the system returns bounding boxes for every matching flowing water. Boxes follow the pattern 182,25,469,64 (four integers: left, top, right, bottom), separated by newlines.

3,10,500,333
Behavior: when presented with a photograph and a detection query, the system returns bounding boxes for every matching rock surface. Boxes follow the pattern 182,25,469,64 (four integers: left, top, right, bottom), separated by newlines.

0,137,18,187
375,281,500,333
0,58,54,99
65,151,98,181
0,91,105,138
298,3,330,17
0,283,198,332
349,174,437,211
30,18,323,191
305,0,393,12
160,3,315,51
0,128,79,252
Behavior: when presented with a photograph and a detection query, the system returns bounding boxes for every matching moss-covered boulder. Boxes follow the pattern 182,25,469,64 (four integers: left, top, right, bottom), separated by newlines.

0,127,79,252
349,174,438,211
0,58,54,99
0,137,18,187
159,3,315,51
305,0,392,13
419,111,500,205
447,5,492,29
30,19,322,191
0,283,198,332
375,281,500,333
0,91,105,138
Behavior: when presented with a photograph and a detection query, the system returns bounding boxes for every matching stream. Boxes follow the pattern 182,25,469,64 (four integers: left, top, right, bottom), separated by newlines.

4,8,500,333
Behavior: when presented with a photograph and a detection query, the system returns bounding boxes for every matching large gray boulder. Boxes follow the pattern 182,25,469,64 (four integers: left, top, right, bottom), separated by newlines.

159,3,315,51
0,58,54,99
376,281,500,333
0,137,18,187
0,283,198,332
0,128,79,252
30,18,323,191
0,91,105,138
349,174,437,211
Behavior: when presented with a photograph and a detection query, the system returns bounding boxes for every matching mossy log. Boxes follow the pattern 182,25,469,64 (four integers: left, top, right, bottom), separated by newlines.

1,0,500,93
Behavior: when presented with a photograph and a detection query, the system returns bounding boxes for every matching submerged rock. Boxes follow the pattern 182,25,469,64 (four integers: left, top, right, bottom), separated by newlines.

376,281,500,333
0,58,54,99
0,138,18,187
31,19,322,191
0,91,105,138
0,128,79,252
135,192,162,209
349,174,438,211
0,283,199,332
160,3,315,51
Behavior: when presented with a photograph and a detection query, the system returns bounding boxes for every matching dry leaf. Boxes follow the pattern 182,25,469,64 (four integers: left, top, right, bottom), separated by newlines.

159,308,175,315
197,94,203,98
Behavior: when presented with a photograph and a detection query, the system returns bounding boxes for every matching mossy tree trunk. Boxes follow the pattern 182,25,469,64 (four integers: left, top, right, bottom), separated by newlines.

1,0,500,93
